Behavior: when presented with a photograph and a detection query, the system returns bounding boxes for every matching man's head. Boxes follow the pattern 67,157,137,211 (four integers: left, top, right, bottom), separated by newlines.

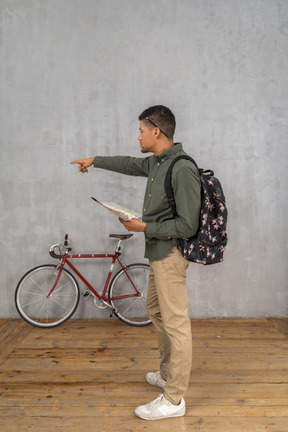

138,105,176,140
138,105,176,155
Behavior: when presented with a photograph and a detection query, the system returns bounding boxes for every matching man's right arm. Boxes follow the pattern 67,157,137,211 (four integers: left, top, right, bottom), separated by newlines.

71,155,150,177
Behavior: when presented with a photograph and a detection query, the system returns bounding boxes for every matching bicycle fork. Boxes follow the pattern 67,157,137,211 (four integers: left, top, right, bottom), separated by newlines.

46,262,65,298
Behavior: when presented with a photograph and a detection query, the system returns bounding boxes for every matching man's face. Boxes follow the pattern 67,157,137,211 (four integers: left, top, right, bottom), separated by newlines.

138,120,155,154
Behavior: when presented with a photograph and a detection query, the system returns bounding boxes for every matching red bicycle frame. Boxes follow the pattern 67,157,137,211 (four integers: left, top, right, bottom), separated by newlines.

48,251,142,301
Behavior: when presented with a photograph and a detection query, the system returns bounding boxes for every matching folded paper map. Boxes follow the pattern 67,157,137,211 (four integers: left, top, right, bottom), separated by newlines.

90,197,142,221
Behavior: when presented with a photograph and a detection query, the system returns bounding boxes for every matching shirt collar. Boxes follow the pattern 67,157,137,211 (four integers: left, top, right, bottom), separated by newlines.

155,143,183,161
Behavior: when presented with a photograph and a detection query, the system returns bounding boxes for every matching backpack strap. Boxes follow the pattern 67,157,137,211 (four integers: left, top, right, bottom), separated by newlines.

164,155,200,218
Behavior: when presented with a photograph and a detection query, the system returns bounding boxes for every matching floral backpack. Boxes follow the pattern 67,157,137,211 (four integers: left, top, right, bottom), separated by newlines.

164,155,228,264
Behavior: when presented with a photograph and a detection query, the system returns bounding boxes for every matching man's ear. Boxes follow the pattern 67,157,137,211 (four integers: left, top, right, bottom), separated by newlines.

154,127,161,138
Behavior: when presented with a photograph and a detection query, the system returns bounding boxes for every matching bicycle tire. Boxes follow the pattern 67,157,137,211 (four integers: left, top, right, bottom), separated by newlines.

15,264,80,328
108,263,151,327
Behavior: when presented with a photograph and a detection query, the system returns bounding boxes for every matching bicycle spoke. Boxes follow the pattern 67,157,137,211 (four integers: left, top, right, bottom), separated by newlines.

51,280,72,294
49,296,72,310
117,300,135,316
50,292,74,299
30,277,47,294
38,298,49,321
22,297,43,308
21,290,45,297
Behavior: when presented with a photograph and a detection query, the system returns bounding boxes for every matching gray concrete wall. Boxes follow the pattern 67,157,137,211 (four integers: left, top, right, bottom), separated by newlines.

1,0,287,318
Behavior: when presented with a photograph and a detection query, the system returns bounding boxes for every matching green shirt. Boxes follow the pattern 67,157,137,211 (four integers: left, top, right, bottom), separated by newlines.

94,143,201,261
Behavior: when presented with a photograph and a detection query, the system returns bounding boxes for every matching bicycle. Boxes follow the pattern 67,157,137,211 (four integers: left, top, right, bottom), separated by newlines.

15,234,151,328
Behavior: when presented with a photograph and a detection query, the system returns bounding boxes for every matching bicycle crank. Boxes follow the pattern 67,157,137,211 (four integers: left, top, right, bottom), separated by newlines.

83,290,117,315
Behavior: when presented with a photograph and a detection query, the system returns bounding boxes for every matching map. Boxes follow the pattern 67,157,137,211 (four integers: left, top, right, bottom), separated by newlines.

90,197,142,221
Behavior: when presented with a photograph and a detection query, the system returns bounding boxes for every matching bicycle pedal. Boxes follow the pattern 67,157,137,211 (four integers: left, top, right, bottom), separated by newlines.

83,290,90,298
110,308,116,318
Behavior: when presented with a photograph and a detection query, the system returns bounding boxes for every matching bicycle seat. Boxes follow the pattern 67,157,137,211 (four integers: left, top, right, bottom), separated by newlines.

109,234,133,240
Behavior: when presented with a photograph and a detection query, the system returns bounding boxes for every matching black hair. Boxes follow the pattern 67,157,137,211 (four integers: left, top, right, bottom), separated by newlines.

138,105,176,139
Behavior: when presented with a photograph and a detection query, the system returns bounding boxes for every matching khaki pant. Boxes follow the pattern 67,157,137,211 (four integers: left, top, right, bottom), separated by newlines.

146,247,192,405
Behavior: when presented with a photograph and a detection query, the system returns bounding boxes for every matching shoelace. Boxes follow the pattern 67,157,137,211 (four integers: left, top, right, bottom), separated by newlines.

149,394,171,408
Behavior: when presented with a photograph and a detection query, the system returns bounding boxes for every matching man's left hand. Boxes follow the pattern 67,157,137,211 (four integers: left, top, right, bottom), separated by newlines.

119,218,146,232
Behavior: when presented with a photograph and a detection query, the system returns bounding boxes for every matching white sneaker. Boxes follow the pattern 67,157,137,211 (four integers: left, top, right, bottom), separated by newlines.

146,371,166,389
135,394,185,420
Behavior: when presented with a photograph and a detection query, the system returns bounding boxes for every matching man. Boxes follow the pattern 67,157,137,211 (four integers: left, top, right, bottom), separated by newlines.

71,105,201,420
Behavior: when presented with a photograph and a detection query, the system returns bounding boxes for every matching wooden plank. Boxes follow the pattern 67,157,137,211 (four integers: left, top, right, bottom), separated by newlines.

0,320,33,366
2,355,288,371
269,318,288,338
17,335,288,349
0,369,287,384
1,382,287,399
18,318,286,338
8,346,288,359
0,320,23,344
1,397,288,413
1,416,288,432
1,402,288,417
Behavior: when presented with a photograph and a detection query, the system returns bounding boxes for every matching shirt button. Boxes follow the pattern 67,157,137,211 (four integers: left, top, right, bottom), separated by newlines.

149,194,151,197
151,178,153,182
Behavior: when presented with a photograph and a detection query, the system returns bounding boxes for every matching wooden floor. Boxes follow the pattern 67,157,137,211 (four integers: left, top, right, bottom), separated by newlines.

0,318,288,432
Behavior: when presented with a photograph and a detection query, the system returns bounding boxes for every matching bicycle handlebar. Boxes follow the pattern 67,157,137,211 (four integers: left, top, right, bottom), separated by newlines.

49,234,71,258
49,244,66,259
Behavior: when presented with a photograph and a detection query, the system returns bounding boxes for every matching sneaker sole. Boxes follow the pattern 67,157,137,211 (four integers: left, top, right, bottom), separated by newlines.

135,407,185,421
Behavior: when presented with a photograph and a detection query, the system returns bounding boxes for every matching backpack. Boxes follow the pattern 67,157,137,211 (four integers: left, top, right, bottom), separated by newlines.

164,155,228,264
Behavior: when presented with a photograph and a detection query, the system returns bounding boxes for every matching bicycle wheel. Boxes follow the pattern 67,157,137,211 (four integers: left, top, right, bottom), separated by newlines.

108,263,151,327
15,264,80,328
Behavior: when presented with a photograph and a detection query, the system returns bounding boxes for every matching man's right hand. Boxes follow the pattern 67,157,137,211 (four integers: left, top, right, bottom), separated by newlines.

70,157,95,173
